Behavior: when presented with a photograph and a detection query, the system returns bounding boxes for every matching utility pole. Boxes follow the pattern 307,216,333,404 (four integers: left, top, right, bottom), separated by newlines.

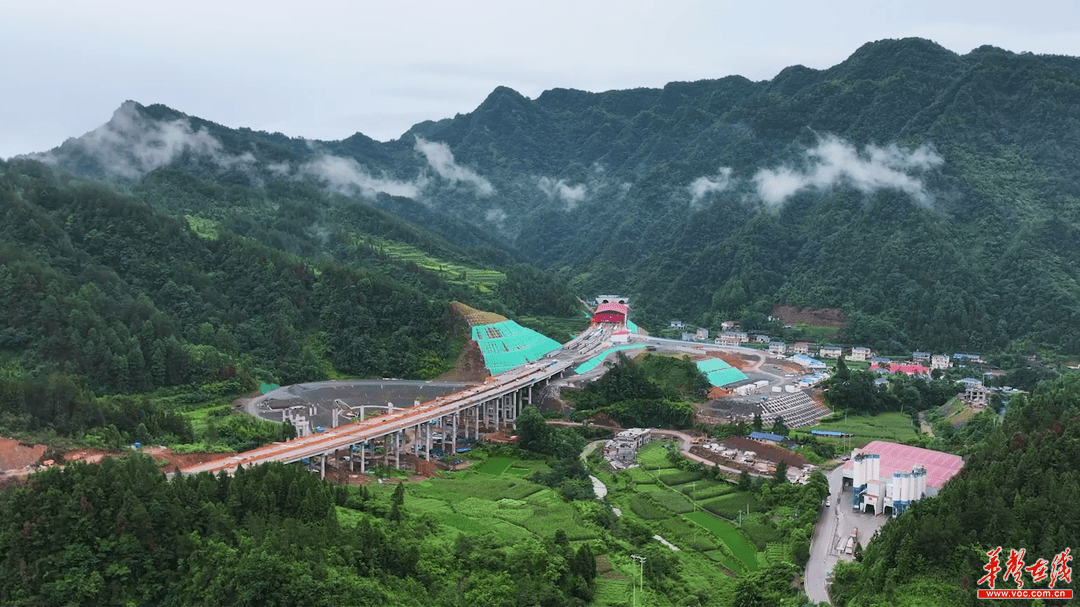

631,554,646,607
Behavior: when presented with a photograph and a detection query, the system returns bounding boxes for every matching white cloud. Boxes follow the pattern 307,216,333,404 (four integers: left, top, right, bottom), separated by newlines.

26,101,256,179
753,134,943,205
413,136,494,195
267,161,291,176
300,155,424,198
688,167,734,205
484,208,508,228
537,176,588,209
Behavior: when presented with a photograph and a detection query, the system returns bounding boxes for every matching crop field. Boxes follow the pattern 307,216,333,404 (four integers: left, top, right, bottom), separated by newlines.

658,517,720,552
360,237,505,293
701,493,763,520
623,467,657,484
796,411,918,446
657,469,705,486
740,520,783,550
704,549,747,575
646,490,695,514
395,473,596,542
684,511,759,571
476,456,515,475
678,480,736,500
629,494,668,519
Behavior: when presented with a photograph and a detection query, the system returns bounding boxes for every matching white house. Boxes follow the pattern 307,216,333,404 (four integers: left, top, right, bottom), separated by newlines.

793,341,811,355
716,333,741,347
669,320,685,330
695,328,709,341
850,346,872,362
931,354,951,370
769,341,787,355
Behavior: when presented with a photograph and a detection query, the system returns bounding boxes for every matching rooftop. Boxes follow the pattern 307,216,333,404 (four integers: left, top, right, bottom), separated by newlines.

844,440,964,488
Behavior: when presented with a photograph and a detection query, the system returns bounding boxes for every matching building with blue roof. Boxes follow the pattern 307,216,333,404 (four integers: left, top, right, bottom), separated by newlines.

748,431,786,443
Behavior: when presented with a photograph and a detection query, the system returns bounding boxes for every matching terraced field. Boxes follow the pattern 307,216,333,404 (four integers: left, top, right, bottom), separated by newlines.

360,236,505,292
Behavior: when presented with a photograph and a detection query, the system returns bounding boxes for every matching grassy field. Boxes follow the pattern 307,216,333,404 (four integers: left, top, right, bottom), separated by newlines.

792,324,839,340
476,456,516,475
795,411,919,446
636,441,679,470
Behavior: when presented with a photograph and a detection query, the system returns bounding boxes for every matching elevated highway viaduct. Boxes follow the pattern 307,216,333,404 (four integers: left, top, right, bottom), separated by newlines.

180,355,581,477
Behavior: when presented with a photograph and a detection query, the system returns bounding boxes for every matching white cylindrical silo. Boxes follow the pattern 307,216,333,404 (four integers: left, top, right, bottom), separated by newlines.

853,453,865,488
870,453,880,483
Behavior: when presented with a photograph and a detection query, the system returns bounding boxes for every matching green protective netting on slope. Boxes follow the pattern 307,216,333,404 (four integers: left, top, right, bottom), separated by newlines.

696,358,731,373
574,345,646,374
696,358,749,387
471,320,563,375
626,320,640,333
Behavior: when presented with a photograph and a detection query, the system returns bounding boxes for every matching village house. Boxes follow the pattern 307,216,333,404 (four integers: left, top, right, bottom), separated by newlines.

769,340,787,355
792,341,811,355
716,333,741,347
931,354,951,370
818,345,842,358
850,346,872,362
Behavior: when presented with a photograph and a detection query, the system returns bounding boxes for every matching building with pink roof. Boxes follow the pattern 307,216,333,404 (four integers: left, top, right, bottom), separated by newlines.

869,362,930,376
842,440,964,516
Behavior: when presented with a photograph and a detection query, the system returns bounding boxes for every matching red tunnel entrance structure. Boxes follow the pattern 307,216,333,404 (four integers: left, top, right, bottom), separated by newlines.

591,302,628,324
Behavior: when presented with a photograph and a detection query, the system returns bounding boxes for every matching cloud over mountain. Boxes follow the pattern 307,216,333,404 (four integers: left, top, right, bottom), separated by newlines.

688,167,734,205
753,135,943,205
26,101,255,180
537,177,587,209
300,155,424,199
414,137,494,196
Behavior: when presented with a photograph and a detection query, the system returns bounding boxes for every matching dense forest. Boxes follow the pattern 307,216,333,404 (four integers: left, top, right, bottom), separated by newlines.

28,37,1080,355
0,456,601,607
564,354,710,428
0,158,578,444
830,373,1080,606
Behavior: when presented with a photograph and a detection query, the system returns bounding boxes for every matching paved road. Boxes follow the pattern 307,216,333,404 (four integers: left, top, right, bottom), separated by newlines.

805,466,892,604
806,466,845,604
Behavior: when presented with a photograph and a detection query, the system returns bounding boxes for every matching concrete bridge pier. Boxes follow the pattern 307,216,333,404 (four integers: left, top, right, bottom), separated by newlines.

394,431,401,469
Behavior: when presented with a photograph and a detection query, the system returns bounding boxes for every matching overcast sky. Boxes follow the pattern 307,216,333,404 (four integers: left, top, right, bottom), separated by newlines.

2,0,1078,159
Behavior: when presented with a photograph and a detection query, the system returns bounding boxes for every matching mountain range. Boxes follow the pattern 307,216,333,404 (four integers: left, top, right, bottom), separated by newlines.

17,37,1080,358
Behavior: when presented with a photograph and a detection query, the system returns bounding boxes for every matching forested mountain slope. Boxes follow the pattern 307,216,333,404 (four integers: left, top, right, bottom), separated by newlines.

0,159,577,405
30,37,1080,354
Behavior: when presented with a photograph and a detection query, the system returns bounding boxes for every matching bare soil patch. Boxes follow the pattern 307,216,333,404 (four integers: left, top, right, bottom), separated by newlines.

0,437,48,471
63,448,114,465
437,339,489,383
772,305,845,329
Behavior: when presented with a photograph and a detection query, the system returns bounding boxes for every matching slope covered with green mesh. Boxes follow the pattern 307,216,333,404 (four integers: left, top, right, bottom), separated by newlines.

471,320,562,375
